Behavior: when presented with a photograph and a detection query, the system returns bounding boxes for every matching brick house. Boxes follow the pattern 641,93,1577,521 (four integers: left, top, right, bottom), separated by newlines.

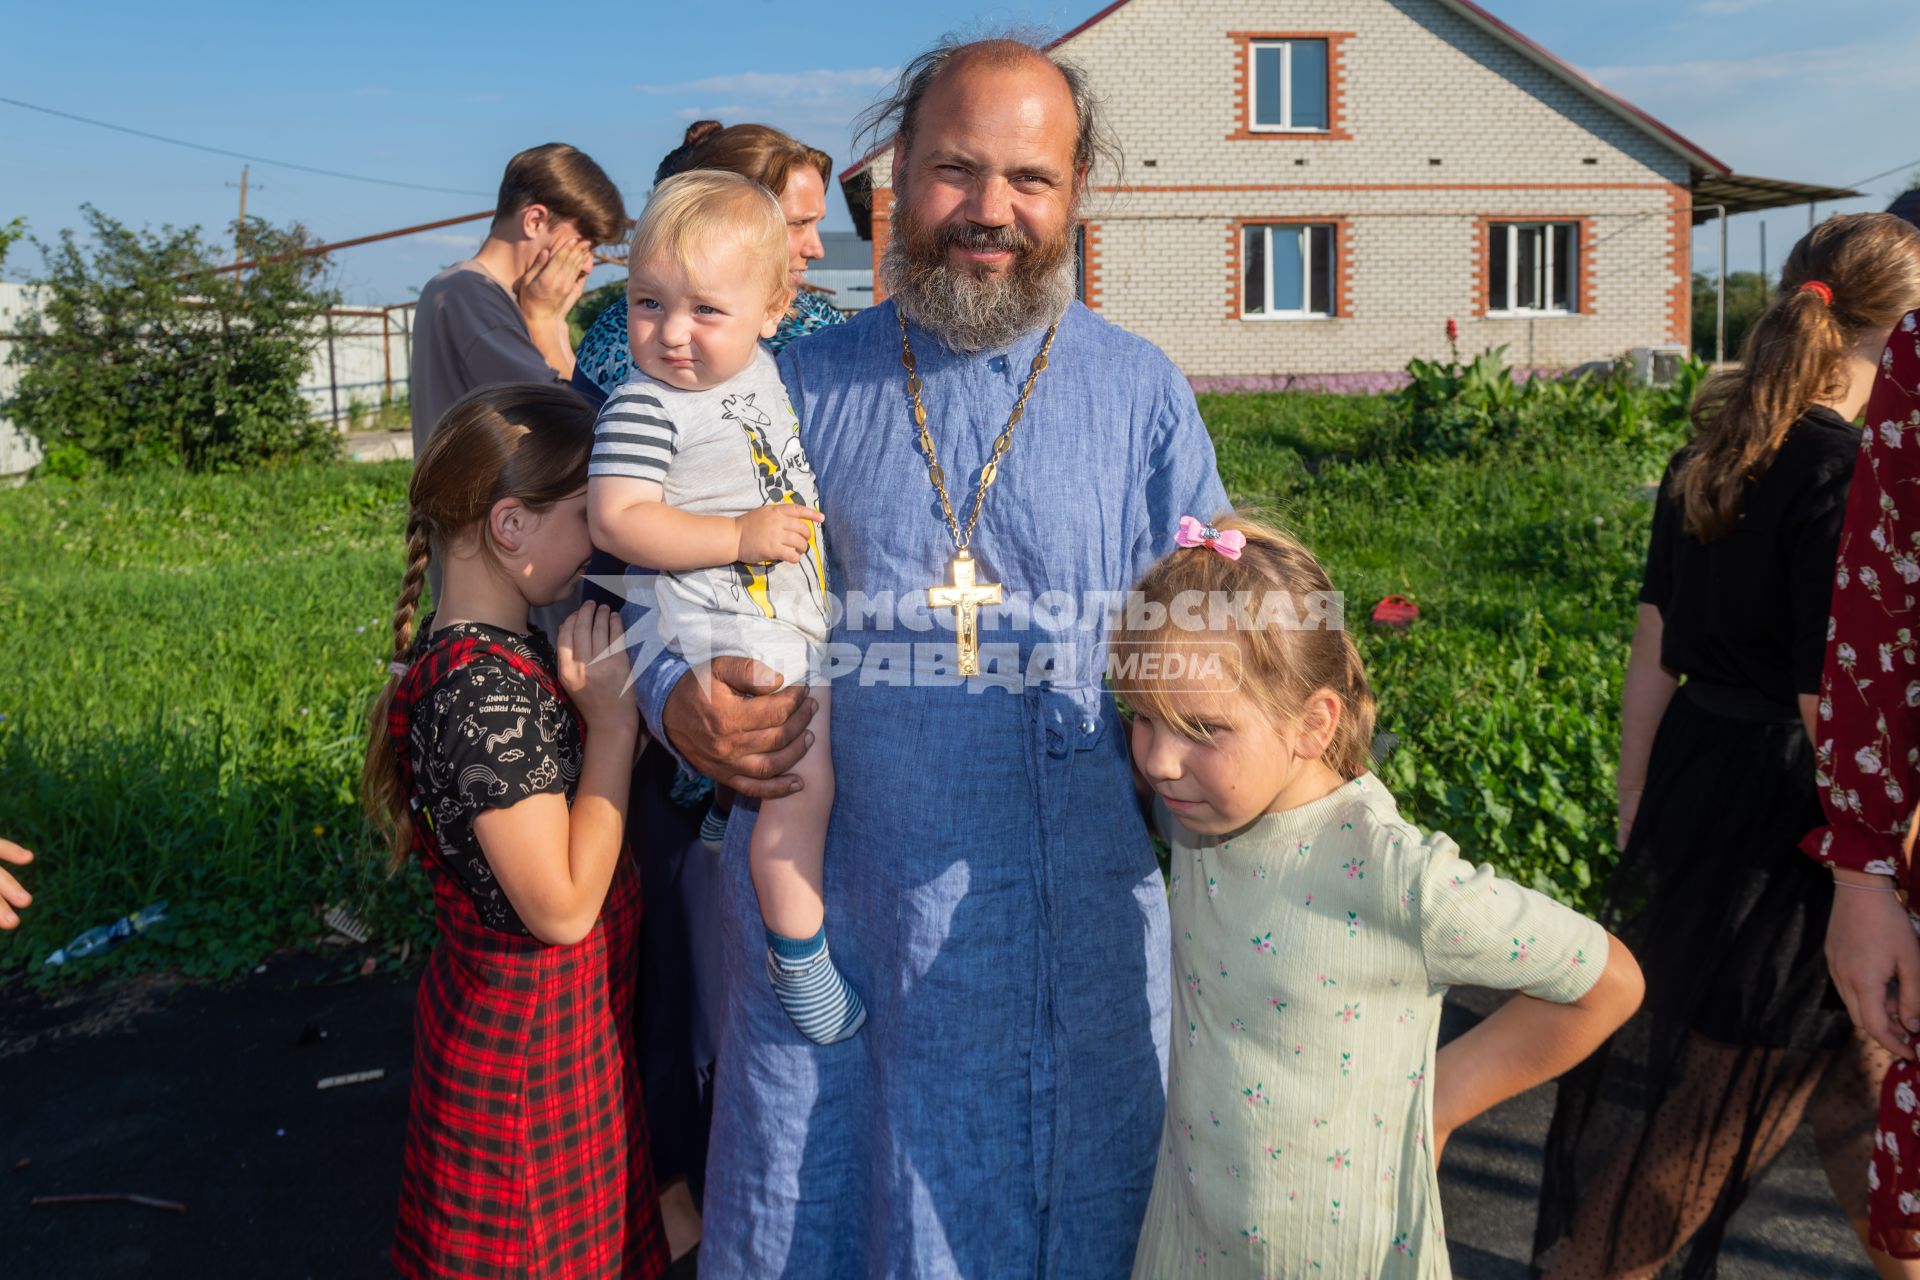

839,0,1733,385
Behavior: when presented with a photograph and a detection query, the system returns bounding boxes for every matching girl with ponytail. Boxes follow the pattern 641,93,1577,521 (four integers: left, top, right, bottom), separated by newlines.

361,382,668,1279
1536,212,1920,1279
1113,515,1643,1278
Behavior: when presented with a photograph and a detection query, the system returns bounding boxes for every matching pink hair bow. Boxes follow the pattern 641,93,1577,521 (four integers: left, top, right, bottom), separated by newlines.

1175,515,1245,560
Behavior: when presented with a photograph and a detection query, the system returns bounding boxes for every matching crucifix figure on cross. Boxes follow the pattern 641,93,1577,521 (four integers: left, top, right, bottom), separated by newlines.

928,550,1002,677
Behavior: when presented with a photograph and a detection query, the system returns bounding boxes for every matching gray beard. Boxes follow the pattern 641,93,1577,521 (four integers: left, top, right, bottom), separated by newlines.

880,226,1076,355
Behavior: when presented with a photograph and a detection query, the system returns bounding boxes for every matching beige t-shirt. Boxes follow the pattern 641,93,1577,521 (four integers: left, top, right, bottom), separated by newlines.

1132,773,1606,1279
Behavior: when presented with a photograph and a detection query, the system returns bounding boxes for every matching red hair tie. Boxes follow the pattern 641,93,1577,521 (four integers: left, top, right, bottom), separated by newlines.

1799,280,1834,306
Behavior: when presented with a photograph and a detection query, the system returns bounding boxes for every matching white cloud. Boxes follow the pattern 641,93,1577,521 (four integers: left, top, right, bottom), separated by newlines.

1587,43,1868,95
409,231,483,250
674,104,751,120
637,67,897,102
1695,0,1775,14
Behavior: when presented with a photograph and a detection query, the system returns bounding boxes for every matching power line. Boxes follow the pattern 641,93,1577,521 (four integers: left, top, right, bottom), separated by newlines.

0,94,492,198
1850,159,1920,189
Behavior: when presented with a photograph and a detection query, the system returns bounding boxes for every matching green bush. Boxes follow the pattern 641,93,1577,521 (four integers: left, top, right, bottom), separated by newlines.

1362,344,1703,462
5,206,339,474
1692,270,1771,361
0,216,23,278
570,277,624,348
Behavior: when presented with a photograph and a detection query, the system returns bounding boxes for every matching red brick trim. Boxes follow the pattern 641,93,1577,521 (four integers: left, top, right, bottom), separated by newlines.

1579,217,1601,319
1470,217,1489,319
1472,215,1596,318
1226,32,1353,142
1666,186,1691,347
870,187,894,304
1080,221,1103,309
1227,217,1353,320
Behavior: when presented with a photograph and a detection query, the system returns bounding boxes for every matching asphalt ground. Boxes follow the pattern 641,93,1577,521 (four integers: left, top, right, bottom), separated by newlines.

0,962,1873,1278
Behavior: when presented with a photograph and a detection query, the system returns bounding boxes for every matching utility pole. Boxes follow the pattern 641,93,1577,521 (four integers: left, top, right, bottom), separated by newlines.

226,165,260,265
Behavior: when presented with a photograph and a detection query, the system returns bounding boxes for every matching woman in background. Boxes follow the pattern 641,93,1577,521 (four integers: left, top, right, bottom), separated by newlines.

571,120,844,406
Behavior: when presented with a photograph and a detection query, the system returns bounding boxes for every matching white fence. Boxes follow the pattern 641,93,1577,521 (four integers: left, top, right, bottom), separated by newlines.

301,305,415,427
0,282,44,478
0,282,416,479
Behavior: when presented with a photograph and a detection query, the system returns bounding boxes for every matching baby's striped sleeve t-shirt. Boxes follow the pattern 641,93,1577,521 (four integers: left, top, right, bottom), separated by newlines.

589,384,677,482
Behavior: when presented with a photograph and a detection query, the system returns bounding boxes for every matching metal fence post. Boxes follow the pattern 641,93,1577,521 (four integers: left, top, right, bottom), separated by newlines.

325,312,340,428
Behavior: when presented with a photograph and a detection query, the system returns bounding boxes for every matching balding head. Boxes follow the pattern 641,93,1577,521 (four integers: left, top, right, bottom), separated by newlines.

870,35,1105,349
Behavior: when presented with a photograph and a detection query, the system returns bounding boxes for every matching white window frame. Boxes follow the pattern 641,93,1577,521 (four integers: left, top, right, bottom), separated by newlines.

1488,221,1579,316
1247,39,1330,134
1241,223,1336,321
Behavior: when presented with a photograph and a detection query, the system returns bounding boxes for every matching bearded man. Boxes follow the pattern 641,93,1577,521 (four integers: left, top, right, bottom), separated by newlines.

627,36,1226,1277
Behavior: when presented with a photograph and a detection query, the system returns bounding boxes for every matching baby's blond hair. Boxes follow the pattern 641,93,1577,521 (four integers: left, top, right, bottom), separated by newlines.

627,170,790,306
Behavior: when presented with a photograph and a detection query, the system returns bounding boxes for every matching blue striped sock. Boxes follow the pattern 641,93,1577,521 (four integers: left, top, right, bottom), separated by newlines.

765,926,866,1044
698,804,729,850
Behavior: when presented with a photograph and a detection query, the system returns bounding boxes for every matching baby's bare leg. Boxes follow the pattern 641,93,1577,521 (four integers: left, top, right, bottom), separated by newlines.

750,684,834,939
750,684,863,1043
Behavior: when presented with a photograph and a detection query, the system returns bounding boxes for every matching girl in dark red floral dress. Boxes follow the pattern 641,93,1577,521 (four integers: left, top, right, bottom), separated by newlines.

1809,270,1920,1255
362,382,667,1279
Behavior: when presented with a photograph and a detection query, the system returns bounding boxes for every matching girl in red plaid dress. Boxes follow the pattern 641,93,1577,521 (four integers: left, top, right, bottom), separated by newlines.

362,383,668,1279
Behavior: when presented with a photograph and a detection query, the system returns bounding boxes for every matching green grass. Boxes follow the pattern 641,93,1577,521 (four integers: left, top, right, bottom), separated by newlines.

0,393,1677,982
0,462,432,982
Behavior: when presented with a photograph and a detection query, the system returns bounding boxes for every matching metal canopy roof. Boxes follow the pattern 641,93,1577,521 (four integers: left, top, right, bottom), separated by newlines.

1693,173,1862,223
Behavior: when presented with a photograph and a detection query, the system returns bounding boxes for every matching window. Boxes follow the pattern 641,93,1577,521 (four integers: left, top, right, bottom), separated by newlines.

1488,222,1578,314
1249,39,1329,131
1242,223,1336,319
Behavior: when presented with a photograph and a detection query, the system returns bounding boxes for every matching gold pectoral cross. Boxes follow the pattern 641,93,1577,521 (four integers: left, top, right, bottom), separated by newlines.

927,551,1002,676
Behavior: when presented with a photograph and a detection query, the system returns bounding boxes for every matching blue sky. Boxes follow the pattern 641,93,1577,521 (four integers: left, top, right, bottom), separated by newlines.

3,0,1914,304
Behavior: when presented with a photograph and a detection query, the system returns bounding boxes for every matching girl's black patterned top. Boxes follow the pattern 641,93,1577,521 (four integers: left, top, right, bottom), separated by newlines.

407,620,581,935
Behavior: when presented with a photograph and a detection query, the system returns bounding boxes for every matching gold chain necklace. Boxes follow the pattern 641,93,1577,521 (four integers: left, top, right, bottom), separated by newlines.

898,310,1060,675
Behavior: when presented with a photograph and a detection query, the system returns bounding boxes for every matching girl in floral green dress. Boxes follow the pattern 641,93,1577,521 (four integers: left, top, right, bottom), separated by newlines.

1118,516,1645,1278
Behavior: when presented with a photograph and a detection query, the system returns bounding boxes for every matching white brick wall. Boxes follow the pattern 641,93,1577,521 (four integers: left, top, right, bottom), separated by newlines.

857,0,1699,378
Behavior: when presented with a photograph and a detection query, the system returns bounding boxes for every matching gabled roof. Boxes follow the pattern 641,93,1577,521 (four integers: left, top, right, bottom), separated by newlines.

837,0,1730,190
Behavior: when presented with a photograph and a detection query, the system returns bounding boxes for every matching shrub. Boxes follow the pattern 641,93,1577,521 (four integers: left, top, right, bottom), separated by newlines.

1692,269,1770,361
0,216,23,277
570,277,625,347
1363,343,1703,462
5,206,339,474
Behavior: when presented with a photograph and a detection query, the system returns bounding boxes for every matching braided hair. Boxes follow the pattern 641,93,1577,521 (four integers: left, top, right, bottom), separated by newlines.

359,383,595,868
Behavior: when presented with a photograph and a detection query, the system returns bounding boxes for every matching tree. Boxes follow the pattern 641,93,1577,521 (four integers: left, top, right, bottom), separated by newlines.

0,217,23,278
5,207,339,473
569,275,625,348
1691,270,1770,362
